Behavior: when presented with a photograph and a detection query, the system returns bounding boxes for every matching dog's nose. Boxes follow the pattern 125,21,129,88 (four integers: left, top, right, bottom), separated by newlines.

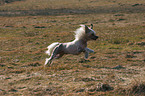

96,36,99,39
92,36,99,40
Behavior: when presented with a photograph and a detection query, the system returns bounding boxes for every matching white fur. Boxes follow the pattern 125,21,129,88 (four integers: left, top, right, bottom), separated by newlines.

74,25,86,40
45,42,59,56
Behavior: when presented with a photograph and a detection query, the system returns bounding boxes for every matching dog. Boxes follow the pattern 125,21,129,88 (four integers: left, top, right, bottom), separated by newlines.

45,24,98,66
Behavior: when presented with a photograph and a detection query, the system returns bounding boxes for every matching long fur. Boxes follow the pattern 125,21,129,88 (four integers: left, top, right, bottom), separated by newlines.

74,25,86,40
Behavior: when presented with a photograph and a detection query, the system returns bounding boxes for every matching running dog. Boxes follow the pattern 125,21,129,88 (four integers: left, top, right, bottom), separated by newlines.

45,24,98,66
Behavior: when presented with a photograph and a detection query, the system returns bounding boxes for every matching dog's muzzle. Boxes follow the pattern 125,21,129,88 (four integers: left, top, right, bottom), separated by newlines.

92,36,99,40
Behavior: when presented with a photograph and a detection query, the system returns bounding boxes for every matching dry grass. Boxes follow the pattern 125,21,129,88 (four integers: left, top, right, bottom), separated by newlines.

117,79,145,96
0,0,145,10
0,0,145,95
0,0,145,16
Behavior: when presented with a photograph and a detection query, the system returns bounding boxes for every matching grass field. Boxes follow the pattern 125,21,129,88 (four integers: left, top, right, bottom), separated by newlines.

0,0,145,95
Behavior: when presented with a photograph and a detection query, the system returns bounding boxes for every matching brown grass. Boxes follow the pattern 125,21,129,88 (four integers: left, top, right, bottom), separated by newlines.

0,0,145,95
117,80,145,96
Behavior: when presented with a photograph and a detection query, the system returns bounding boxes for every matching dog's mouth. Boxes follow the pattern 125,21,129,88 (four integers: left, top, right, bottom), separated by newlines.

92,36,99,40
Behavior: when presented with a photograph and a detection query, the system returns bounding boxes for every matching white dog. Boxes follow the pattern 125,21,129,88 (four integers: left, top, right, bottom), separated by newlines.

45,24,98,66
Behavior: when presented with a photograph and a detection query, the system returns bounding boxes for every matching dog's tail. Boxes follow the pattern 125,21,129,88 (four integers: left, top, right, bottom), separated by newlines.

45,42,59,56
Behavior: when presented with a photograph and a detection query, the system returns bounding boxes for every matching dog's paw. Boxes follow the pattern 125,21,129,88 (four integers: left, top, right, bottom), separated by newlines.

44,58,49,65
44,58,52,66
84,52,89,59
89,49,94,53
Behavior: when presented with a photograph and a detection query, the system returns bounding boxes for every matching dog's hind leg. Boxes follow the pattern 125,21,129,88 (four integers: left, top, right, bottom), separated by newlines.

55,53,64,59
45,58,51,66
45,44,63,66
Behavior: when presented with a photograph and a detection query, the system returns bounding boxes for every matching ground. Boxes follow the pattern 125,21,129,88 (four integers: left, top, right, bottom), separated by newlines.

0,0,145,95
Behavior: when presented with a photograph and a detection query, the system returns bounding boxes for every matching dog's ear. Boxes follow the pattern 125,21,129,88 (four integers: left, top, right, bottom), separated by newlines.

85,25,89,33
90,24,93,29
80,24,89,33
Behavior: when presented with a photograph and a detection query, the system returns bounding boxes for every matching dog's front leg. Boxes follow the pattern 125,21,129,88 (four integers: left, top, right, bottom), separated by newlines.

84,51,89,59
84,48,94,59
85,48,94,53
45,44,63,66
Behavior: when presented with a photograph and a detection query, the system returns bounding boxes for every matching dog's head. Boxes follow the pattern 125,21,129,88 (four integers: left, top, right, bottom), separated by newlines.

84,24,98,41
74,24,98,41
